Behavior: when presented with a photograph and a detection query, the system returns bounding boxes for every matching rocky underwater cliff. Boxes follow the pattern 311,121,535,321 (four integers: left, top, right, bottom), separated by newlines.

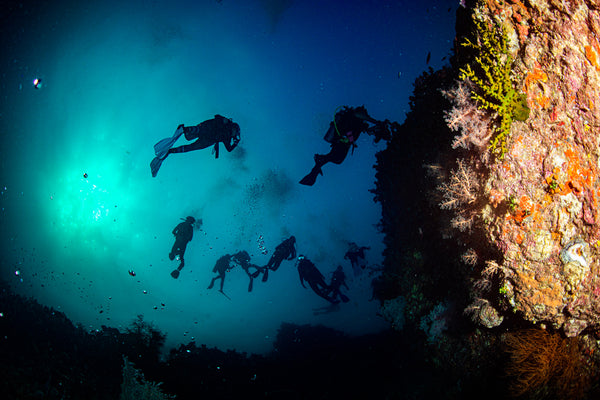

373,0,600,398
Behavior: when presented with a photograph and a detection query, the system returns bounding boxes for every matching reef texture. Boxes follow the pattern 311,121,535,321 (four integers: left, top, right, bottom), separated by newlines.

447,0,600,337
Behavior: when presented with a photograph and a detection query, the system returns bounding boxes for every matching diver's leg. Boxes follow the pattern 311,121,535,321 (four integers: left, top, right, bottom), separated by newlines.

169,241,179,260
179,242,188,264
208,276,217,289
314,153,328,167
309,281,339,303
266,255,276,269
271,258,283,272
299,164,323,186
183,125,201,140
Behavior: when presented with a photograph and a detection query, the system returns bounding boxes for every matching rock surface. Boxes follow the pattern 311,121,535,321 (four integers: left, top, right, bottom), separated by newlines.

447,0,600,336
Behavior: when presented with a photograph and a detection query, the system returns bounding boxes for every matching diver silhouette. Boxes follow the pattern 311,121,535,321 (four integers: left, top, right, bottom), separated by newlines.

297,255,338,304
169,216,197,279
208,254,235,298
327,265,350,303
260,235,296,282
151,115,241,177
344,242,370,276
300,106,395,186
231,250,262,292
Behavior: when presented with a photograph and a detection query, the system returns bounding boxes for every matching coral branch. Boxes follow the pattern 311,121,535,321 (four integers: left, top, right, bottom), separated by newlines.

438,159,480,210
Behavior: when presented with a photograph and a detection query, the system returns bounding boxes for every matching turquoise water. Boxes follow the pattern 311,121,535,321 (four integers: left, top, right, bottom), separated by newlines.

0,0,457,354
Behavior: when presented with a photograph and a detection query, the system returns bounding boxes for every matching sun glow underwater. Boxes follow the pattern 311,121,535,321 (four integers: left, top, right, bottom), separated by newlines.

49,164,129,240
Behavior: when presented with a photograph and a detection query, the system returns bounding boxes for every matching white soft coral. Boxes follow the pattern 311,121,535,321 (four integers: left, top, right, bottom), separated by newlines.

443,80,493,151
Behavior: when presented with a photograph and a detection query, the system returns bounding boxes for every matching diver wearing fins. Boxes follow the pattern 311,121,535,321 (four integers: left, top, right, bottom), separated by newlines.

260,235,296,282
208,254,236,298
151,115,241,177
326,265,350,303
169,216,198,279
231,250,262,292
299,105,394,186
296,255,338,304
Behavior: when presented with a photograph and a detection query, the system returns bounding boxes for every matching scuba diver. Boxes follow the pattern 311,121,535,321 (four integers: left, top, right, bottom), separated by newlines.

296,255,338,304
169,216,197,279
207,254,235,298
299,105,395,186
344,242,370,276
151,115,241,177
231,250,262,292
327,265,350,303
260,235,296,282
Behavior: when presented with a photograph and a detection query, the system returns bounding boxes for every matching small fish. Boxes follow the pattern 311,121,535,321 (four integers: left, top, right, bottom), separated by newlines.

426,51,431,64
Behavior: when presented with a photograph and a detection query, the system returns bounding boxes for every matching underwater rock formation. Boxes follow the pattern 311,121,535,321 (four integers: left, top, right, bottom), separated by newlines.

445,0,600,338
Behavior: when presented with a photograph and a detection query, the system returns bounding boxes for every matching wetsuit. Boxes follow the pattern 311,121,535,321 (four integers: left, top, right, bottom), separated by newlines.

298,258,337,303
170,221,193,268
262,236,296,282
169,115,240,158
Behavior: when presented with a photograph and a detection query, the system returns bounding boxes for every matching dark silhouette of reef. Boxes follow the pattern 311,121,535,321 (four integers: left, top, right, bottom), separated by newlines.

0,277,529,400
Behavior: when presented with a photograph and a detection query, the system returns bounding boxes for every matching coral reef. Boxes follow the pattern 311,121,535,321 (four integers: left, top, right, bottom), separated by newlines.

380,296,406,331
6,280,468,399
505,328,596,399
419,302,449,343
120,356,175,400
459,12,529,158
372,0,600,397
445,0,600,340
372,65,512,398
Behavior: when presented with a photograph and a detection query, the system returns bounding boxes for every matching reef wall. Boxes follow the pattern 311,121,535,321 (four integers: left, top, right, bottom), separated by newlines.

373,1,600,396
443,0,600,337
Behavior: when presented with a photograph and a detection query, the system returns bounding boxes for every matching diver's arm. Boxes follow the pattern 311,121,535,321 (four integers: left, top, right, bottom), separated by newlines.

223,139,238,152
354,108,378,124
223,131,240,152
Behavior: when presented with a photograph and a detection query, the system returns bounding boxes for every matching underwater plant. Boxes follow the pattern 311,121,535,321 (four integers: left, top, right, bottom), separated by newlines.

505,329,593,399
460,15,529,159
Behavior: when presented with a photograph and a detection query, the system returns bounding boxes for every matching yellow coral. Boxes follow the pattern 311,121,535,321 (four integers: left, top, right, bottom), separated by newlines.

460,16,529,158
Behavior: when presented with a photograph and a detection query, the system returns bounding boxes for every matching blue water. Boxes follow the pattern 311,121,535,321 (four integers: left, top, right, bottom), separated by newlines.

0,0,457,354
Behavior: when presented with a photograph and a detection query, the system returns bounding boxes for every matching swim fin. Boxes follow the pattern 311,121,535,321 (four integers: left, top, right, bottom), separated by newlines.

150,156,164,178
170,269,180,279
299,165,323,186
154,125,185,159
151,125,184,177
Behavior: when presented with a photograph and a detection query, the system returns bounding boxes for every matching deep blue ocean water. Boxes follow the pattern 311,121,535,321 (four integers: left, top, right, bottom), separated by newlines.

0,0,457,354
